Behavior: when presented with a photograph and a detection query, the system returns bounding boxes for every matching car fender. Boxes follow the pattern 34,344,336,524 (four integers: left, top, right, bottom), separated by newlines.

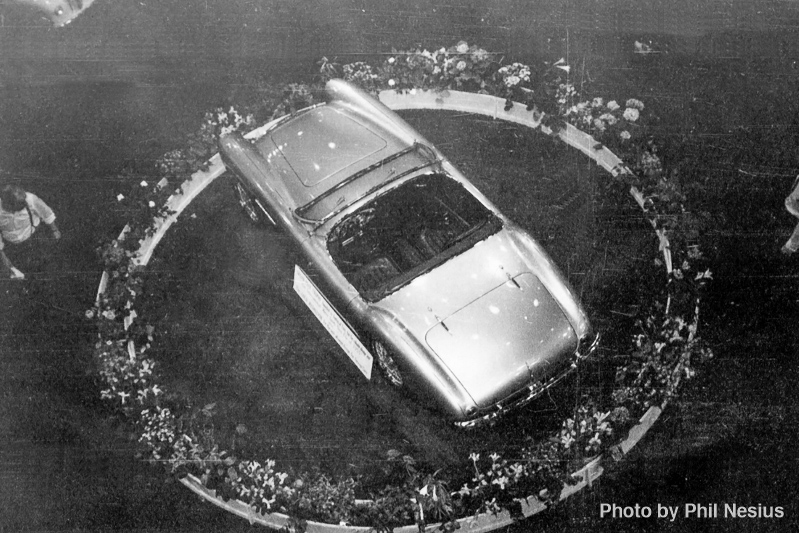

219,132,310,243
505,225,592,340
349,297,477,419
326,80,442,157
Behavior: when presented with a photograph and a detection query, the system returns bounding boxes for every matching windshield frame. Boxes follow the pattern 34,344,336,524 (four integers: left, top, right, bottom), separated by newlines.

294,142,437,226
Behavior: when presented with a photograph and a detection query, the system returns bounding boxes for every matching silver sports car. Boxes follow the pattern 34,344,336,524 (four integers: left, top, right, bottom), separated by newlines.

219,79,598,426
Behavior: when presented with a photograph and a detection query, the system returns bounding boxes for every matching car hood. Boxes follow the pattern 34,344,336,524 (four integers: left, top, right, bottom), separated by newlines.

372,230,577,408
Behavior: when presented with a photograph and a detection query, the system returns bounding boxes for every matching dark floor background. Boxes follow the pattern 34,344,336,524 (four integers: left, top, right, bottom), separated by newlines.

1,1,798,532
4,0,799,83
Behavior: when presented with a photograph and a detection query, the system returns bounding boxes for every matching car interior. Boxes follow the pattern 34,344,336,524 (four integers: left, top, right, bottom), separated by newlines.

328,172,499,300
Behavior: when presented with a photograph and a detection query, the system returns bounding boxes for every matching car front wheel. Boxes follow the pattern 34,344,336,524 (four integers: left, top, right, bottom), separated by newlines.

371,340,403,387
234,181,267,225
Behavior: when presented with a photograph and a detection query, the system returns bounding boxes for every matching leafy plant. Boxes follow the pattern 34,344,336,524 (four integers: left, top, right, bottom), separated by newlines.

614,314,713,413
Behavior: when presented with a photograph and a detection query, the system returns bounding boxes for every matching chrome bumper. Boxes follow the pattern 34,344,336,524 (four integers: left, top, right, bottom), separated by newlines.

455,332,600,429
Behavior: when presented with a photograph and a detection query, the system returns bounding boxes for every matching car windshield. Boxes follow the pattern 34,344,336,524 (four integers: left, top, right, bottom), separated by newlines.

328,173,501,301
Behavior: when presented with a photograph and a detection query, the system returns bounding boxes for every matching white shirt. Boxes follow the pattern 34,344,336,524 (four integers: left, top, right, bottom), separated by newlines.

0,192,56,250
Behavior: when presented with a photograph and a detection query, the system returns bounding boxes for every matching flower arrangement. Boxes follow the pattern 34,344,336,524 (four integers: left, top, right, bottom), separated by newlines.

156,107,255,180
324,41,572,124
87,42,713,531
370,41,499,94
614,314,713,412
563,97,645,150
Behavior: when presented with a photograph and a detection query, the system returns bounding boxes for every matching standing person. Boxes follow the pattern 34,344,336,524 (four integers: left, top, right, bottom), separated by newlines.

0,184,61,279
782,176,799,255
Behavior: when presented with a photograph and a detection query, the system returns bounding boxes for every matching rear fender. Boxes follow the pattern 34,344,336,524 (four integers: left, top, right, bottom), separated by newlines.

326,79,439,156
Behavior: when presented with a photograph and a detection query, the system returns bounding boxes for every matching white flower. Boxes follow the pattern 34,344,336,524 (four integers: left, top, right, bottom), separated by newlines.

558,83,576,97
620,130,631,140
388,79,396,87
456,60,467,71
592,97,604,107
148,201,156,208
600,113,618,125
504,75,520,87
387,57,395,64
607,100,620,111
85,309,94,319
140,180,148,187
623,107,640,122
553,57,570,72
695,269,713,280
117,194,125,202
102,309,116,320
432,66,441,75
456,41,469,54
593,118,606,131
491,475,509,489
471,48,489,62
626,98,645,110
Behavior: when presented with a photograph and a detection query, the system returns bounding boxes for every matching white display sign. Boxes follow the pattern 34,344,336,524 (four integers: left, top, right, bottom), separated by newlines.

293,265,373,379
